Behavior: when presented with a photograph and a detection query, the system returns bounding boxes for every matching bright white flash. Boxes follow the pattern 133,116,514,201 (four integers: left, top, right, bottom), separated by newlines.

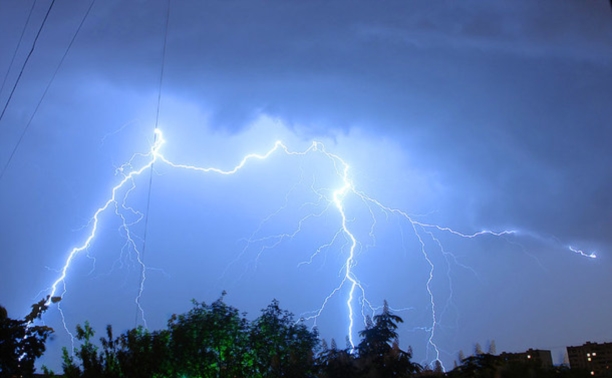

569,246,597,259
42,129,596,369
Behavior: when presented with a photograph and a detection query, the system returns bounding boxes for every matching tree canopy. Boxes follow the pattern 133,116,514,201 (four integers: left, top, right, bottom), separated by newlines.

0,297,54,378
10,296,592,378
57,297,422,378
60,295,323,378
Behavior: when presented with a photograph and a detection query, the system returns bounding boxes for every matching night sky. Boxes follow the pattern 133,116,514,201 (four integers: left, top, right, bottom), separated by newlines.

1,0,611,371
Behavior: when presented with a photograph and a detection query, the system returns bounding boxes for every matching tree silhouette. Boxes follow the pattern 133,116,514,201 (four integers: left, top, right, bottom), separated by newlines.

448,352,591,378
58,295,322,377
317,338,358,378
62,322,124,378
167,294,251,377
487,340,496,355
357,300,421,377
448,353,501,378
116,327,171,378
249,299,320,377
0,298,53,377
458,349,466,363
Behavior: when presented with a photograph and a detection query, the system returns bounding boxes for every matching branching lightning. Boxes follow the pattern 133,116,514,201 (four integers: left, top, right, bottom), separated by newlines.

41,128,597,368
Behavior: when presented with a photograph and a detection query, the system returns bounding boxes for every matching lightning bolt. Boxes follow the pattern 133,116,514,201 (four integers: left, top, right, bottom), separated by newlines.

569,246,597,259
40,128,596,368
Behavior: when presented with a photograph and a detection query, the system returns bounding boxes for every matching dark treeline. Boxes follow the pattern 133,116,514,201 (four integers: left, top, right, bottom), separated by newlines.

1,295,592,378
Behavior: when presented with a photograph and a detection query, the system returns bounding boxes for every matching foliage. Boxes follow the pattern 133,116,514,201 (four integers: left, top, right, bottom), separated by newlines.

356,300,422,377
59,294,320,378
2,294,598,378
55,297,428,377
116,327,171,378
167,294,251,377
317,338,358,378
47,295,594,378
447,352,501,378
447,352,592,378
0,297,54,377
62,322,122,378
249,299,320,377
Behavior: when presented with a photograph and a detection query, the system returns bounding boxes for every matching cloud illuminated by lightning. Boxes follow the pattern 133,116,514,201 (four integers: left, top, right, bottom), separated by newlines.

41,128,596,369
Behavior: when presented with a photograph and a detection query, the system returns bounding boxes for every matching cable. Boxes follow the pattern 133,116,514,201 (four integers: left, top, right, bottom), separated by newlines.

153,1,171,134
135,0,172,328
0,0,56,124
0,0,37,102
0,0,96,182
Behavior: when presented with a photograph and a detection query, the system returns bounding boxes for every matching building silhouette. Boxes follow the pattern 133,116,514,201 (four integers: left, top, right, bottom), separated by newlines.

499,348,553,368
567,341,612,377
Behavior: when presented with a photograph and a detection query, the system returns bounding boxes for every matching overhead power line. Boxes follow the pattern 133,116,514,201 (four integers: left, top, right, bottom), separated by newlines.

0,0,56,124
0,0,96,182
135,0,172,328
0,0,37,103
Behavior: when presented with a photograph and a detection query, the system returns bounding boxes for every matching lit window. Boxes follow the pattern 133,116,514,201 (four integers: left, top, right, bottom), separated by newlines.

593,353,597,356
588,358,592,362
591,371,594,376
527,355,531,359
588,353,591,357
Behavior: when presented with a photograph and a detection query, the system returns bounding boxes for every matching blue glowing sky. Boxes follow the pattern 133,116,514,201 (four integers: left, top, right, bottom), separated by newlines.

1,0,611,371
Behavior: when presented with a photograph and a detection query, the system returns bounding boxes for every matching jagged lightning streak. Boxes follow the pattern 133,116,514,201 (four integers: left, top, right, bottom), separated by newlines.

45,131,165,306
329,153,360,348
45,130,290,305
41,128,596,368
569,246,597,259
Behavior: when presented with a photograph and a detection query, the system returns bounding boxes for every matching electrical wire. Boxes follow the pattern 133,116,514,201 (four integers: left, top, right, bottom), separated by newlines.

0,0,56,124
135,0,172,327
0,0,37,103
0,0,96,182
